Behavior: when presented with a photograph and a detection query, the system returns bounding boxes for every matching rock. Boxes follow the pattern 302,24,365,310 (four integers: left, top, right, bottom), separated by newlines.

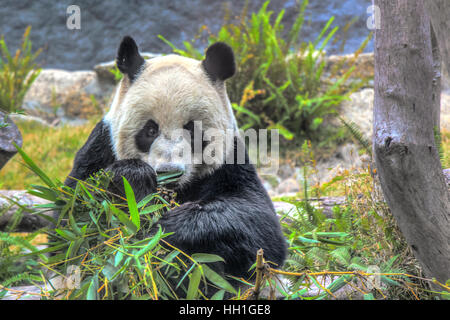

276,178,300,195
94,52,161,84
326,52,449,91
274,196,347,220
339,89,450,137
339,88,374,140
1,273,363,300
273,201,297,217
311,143,369,185
93,61,119,85
2,273,66,300
259,178,275,197
277,164,297,180
258,173,281,198
22,69,115,126
8,114,51,127
311,196,347,218
444,169,450,186
441,93,450,131
296,275,366,299
0,190,51,232
0,111,23,170
1,285,43,300
324,52,374,88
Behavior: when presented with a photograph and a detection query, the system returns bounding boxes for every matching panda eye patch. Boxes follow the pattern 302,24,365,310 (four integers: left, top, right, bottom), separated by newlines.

135,119,159,153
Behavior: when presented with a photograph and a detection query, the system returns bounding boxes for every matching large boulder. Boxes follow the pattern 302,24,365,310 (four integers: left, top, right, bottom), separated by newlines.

441,93,450,130
339,88,374,140
325,52,375,88
325,52,450,92
93,52,161,84
339,88,450,139
0,111,23,170
22,69,115,126
0,190,51,231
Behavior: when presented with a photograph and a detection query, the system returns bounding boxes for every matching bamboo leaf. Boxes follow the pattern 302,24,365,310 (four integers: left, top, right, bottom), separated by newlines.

140,204,165,215
210,289,226,300
13,143,57,189
109,204,137,235
86,274,99,300
202,264,237,294
135,226,162,258
364,293,375,300
191,253,225,264
122,177,140,230
186,266,202,300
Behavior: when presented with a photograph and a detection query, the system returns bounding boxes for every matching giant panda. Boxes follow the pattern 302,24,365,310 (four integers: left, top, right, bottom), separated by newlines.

65,36,286,288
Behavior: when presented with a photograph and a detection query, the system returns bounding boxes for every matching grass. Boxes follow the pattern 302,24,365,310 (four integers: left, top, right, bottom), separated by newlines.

1,126,449,299
1,120,449,191
0,2,448,298
0,118,99,189
1,148,242,300
272,142,450,300
0,26,42,114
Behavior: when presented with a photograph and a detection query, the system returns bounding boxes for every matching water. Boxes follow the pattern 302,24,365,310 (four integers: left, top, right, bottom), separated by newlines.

0,0,373,70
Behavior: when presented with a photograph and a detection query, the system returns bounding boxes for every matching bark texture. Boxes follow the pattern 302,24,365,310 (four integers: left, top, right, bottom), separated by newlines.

423,0,450,74
373,0,450,284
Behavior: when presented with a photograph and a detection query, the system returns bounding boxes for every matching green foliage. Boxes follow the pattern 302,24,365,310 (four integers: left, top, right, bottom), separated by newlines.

109,65,123,83
434,126,445,165
279,196,414,299
0,118,102,190
339,116,372,157
274,144,442,300
0,115,9,128
109,54,159,83
2,143,446,300
159,0,370,143
0,145,237,300
441,129,450,168
0,26,42,114
0,198,39,289
0,231,43,292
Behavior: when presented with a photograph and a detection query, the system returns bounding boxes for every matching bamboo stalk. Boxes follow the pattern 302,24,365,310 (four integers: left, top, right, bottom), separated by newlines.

252,248,265,300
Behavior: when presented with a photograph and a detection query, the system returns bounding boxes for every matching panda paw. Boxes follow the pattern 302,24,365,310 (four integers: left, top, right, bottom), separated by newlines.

106,159,157,202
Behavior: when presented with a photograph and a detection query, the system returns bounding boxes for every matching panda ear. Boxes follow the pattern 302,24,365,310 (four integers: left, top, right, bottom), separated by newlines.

116,36,145,82
202,42,235,82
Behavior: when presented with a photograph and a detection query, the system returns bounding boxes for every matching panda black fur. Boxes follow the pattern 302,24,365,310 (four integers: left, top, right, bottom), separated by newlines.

65,36,286,282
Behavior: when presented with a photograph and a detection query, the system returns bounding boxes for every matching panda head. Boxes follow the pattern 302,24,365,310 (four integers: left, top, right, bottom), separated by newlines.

104,36,238,187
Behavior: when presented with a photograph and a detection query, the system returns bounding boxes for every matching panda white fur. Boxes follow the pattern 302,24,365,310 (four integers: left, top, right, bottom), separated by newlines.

65,36,286,283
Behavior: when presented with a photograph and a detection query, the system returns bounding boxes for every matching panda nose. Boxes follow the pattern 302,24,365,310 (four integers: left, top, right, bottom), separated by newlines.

155,163,185,175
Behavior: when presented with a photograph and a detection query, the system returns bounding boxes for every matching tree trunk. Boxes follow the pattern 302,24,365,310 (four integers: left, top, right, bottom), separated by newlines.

423,0,450,74
373,0,450,285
